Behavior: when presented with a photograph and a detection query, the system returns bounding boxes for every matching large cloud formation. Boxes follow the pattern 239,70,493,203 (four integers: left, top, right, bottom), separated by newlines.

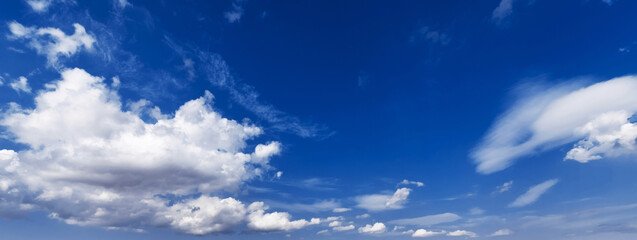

0,68,315,234
473,76,637,174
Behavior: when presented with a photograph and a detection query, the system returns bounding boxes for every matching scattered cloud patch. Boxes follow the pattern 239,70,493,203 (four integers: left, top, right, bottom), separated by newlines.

492,0,514,23
224,1,244,23
333,208,351,213
356,213,370,219
9,76,31,93
447,230,478,238
7,22,96,68
469,207,485,215
26,0,52,13
496,181,513,193
489,228,513,236
412,26,450,45
509,179,559,207
355,188,412,211
399,179,424,187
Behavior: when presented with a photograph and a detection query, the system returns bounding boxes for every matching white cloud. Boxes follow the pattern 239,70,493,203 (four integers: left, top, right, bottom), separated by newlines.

412,229,446,238
333,224,355,231
473,76,637,174
26,0,52,13
509,179,559,207
224,2,244,23
399,179,424,187
333,207,351,213
492,0,514,22
358,222,386,234
447,230,478,238
152,196,247,235
355,188,411,211
356,213,370,219
0,68,310,234
7,22,96,68
246,202,320,232
489,228,513,236
565,111,637,162
9,76,31,93
495,181,513,193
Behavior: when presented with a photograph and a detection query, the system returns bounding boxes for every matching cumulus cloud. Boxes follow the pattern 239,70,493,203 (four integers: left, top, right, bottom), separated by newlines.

509,179,559,207
0,68,316,234
356,213,370,219
7,22,96,68
389,213,461,226
358,222,386,234
489,228,513,236
246,202,320,232
447,230,478,237
9,76,31,93
412,229,446,238
355,188,411,211
473,76,637,174
565,111,637,162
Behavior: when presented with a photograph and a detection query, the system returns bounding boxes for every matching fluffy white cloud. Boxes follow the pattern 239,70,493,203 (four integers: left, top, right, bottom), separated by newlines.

389,213,461,226
246,202,320,232
356,213,370,219
7,22,96,68
412,229,446,238
9,76,31,93
509,179,559,207
473,76,637,174
0,68,313,234
355,188,411,211
447,230,478,238
358,222,386,234
151,196,247,235
489,228,513,236
565,111,637,162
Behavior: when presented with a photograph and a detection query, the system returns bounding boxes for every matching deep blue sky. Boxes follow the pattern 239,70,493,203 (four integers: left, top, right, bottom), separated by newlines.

1,0,637,239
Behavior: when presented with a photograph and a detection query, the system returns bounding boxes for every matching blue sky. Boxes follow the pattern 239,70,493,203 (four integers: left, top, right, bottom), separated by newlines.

1,0,637,239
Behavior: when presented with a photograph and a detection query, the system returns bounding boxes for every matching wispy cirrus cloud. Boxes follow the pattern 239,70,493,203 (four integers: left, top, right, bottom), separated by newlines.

473,76,637,174
509,179,558,207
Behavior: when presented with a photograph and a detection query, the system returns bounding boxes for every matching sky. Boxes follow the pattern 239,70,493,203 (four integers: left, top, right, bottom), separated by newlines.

1,0,637,239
